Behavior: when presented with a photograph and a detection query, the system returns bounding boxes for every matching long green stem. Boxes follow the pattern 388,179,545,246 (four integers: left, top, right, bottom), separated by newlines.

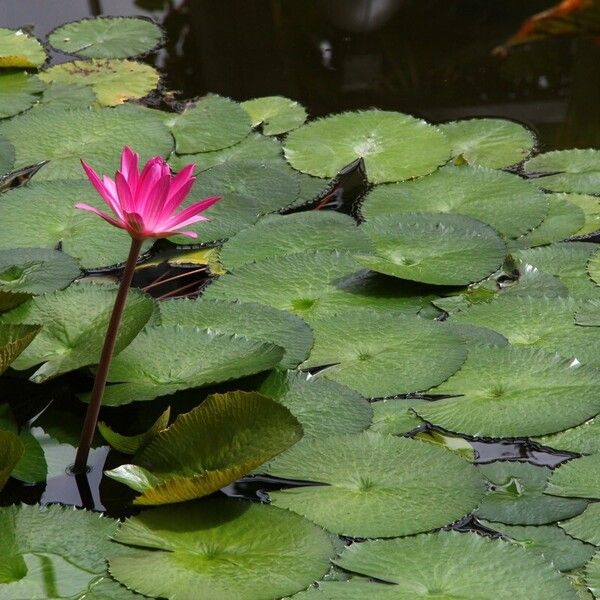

73,237,143,474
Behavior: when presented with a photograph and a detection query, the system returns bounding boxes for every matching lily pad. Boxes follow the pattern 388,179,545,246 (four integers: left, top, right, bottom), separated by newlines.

1,283,154,382
0,324,40,375
241,95,307,135
39,59,160,106
99,326,284,405
546,456,600,499
109,499,336,600
220,211,373,270
0,72,45,119
302,308,467,398
269,431,485,537
439,118,536,168
368,398,427,435
561,503,600,546
355,213,507,286
105,391,302,504
567,193,600,236
525,149,600,194
157,297,313,369
362,165,547,238
35,81,96,109
588,248,600,285
169,94,251,154
536,417,600,455
418,346,600,437
0,136,14,175
0,430,24,490
49,17,163,59
586,551,600,599
326,530,578,599
284,110,451,183
0,28,46,68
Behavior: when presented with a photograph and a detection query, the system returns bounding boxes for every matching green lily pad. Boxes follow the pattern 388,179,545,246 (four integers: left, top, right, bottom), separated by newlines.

284,110,451,183
38,59,160,106
35,82,97,109
368,398,427,435
525,149,600,194
417,346,600,437
566,193,600,236
157,297,313,369
362,165,547,238
105,391,302,504
547,456,600,499
0,28,46,68
0,503,130,600
0,180,151,269
536,417,600,455
220,211,373,270
109,499,336,600
49,17,163,59
168,132,283,172
0,324,40,375
439,118,536,168
0,72,45,119
1,283,154,383
481,520,595,571
442,322,510,347
0,430,24,490
325,530,578,599
0,136,14,175
269,431,484,537
169,94,251,154
203,250,435,317
588,248,600,285
561,503,600,546
0,104,173,181
302,308,466,397
100,326,284,405
475,462,588,525
99,407,170,455
585,551,600,599
241,95,307,135
355,213,507,286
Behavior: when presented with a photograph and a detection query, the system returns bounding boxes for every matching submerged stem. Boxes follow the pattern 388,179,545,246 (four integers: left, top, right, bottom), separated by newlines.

73,237,143,473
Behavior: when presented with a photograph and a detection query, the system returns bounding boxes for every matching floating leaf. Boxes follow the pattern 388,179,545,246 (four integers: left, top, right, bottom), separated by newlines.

158,297,313,369
439,118,536,168
547,455,600,499
323,530,578,599
35,81,96,109
39,59,160,106
588,248,600,286
0,324,40,375
0,430,24,490
100,326,283,405
220,211,373,270
355,213,507,286
537,413,600,455
109,499,336,600
0,104,173,180
362,165,547,238
570,193,600,236
418,346,600,437
525,149,600,194
0,28,46,68
98,407,170,455
269,431,484,537
106,391,302,504
368,399,427,435
1,283,154,383
241,95,307,135
442,322,510,347
561,503,600,547
586,551,600,599
0,136,14,175
169,94,251,154
49,17,163,59
0,72,45,119
284,110,451,183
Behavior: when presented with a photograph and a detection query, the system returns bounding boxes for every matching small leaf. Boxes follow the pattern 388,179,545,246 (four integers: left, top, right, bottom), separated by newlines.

0,72,45,119
0,28,46,68
241,95,307,135
0,324,40,375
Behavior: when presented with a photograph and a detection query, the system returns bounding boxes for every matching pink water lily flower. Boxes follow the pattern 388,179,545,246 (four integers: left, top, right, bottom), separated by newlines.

76,146,221,240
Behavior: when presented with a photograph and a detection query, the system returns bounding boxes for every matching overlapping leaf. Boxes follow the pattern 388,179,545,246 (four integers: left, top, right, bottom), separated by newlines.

0,28,46,68
241,95,307,135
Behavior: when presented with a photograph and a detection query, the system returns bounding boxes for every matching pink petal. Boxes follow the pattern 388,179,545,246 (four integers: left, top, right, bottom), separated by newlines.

75,203,124,229
165,164,195,209
136,160,165,215
162,177,195,215
167,196,221,227
144,173,172,230
115,172,135,214
119,146,140,191
171,230,198,239
80,160,122,218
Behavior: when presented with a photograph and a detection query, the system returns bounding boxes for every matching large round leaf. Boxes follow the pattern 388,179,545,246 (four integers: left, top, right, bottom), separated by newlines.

0,104,173,180
474,461,588,525
439,118,536,168
525,149,600,194
569,193,600,236
1,283,154,382
100,326,284,405
325,530,578,599
0,28,45,68
586,551,600,599
158,297,313,369
301,308,467,397
0,72,45,119
105,391,302,504
38,60,160,106
536,417,600,455
355,213,507,286
241,95,307,135
109,499,336,600
0,180,150,269
269,431,485,537
49,17,163,59
168,94,251,154
546,456,600,499
368,398,427,435
417,345,600,437
284,110,451,183
362,165,547,238
561,503,600,547
220,211,373,270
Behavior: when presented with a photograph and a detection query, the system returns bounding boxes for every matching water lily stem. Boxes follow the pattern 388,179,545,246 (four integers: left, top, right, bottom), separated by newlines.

73,237,143,474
